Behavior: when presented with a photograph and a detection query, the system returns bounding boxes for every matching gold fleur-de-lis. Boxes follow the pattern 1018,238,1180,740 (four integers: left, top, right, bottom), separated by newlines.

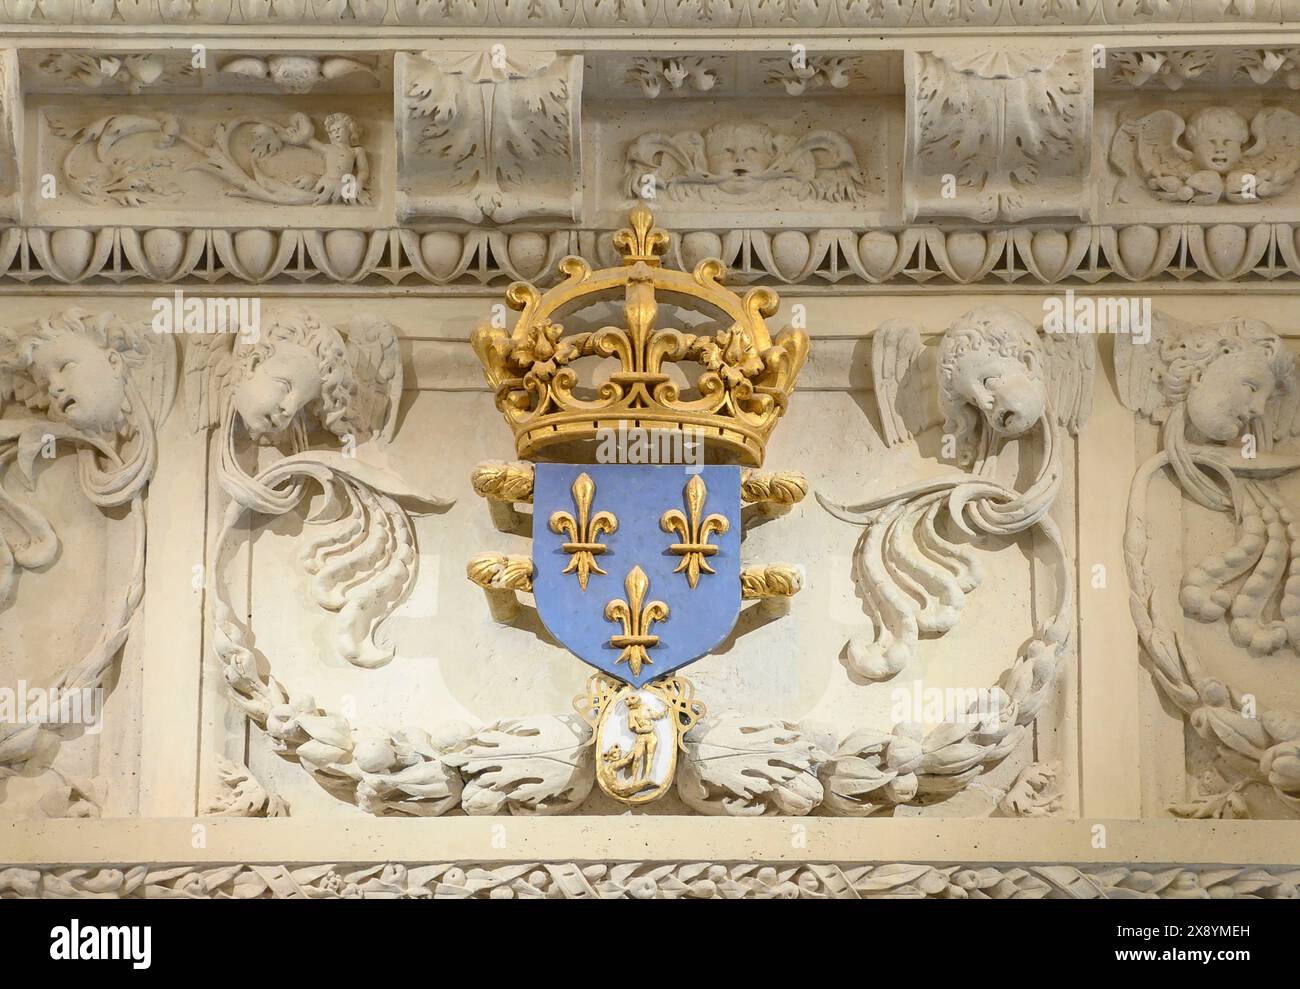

660,474,729,589
550,472,617,591
605,565,669,678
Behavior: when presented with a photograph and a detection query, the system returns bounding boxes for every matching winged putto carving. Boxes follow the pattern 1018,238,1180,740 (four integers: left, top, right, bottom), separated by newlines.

186,307,446,673
624,120,870,205
1118,313,1300,816
820,306,1094,687
0,308,175,778
1110,106,1300,205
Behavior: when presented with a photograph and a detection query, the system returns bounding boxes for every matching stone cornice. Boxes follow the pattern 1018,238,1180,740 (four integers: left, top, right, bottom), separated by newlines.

6,222,1300,288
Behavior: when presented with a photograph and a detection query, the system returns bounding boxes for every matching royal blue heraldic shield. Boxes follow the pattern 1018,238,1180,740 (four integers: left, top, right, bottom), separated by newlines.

532,463,741,688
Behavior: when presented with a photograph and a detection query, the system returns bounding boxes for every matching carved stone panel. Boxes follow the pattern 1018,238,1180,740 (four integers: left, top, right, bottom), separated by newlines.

396,50,582,223
906,48,1092,222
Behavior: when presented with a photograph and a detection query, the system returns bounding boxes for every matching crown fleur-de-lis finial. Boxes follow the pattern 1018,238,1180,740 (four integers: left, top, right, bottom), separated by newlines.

613,203,670,267
605,565,669,677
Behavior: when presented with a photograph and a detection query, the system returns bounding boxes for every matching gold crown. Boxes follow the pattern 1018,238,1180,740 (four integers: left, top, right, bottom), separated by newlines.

472,206,809,465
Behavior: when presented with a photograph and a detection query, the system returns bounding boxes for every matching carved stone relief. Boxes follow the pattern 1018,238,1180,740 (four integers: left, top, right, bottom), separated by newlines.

908,48,1091,222
397,50,582,222
624,120,871,205
1,12,1299,898
1119,313,1300,818
41,101,381,214
7,860,1299,899
1111,106,1300,206
0,307,175,785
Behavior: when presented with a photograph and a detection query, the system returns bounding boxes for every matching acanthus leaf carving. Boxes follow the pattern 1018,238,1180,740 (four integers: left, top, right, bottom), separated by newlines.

442,716,594,815
399,49,581,222
909,48,1091,222
678,715,830,815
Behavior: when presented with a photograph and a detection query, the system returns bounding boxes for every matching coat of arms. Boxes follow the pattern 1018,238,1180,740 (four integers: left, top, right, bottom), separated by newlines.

466,205,809,804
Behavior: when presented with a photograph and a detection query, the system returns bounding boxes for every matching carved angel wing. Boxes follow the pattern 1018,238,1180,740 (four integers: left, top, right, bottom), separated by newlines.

623,131,707,197
770,130,868,202
342,314,403,445
871,318,938,447
1114,310,1184,421
1037,331,1095,434
131,326,178,429
1237,108,1300,201
183,333,237,433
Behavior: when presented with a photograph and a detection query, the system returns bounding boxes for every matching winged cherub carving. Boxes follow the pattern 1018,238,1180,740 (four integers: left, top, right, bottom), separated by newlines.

1119,314,1300,813
1111,106,1300,205
624,120,870,205
1118,315,1300,653
186,307,450,674
0,308,175,776
819,306,1094,692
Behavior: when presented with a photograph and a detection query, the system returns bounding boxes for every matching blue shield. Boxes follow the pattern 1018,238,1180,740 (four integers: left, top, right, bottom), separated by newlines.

532,463,741,687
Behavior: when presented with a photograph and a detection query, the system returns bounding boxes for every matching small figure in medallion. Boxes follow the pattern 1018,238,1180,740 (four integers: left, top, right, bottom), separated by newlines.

601,693,667,797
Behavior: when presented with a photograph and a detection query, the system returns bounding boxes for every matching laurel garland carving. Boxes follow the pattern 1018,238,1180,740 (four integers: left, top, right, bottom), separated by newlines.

3,861,1297,899
201,756,290,818
0,307,175,779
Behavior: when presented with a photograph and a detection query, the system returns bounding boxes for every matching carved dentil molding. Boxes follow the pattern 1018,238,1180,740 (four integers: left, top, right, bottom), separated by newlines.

2,861,1297,898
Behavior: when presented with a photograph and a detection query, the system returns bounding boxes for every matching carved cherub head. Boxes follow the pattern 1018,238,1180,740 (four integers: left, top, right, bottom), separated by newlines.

0,308,149,436
1185,107,1249,175
188,308,402,452
1160,327,1293,442
324,112,360,147
704,121,777,178
938,307,1047,449
232,310,355,441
